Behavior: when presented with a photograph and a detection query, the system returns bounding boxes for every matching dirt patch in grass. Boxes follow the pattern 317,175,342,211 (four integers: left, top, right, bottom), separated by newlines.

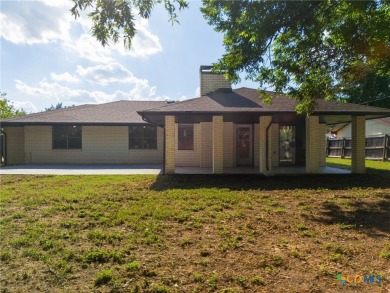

0,173,389,292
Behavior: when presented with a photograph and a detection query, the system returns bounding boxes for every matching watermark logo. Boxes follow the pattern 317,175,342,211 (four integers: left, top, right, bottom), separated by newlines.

335,274,381,286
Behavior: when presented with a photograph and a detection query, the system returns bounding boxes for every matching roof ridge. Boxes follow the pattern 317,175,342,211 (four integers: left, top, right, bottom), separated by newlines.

1,104,96,122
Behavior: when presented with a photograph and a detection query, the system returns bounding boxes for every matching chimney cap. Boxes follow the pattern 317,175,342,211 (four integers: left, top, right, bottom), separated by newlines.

199,65,214,74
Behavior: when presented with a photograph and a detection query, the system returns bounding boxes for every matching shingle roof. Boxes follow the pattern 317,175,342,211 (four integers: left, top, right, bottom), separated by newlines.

1,101,168,126
140,88,390,115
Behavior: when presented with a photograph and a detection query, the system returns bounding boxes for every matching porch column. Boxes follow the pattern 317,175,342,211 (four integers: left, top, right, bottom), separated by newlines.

165,115,176,174
318,123,326,167
351,116,366,173
305,116,319,173
259,116,272,174
212,115,223,173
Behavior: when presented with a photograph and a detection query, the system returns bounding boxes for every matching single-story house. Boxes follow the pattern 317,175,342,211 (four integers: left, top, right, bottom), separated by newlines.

2,66,390,174
329,117,390,138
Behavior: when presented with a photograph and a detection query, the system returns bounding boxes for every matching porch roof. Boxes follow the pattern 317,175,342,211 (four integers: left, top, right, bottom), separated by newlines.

139,88,390,125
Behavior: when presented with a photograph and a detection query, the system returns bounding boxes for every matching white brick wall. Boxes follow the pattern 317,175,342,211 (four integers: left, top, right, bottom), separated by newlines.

21,125,164,165
259,116,272,174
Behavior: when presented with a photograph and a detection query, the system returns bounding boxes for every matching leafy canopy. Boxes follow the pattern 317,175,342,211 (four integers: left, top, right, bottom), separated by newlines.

0,93,26,119
71,0,188,49
71,0,390,113
201,0,390,112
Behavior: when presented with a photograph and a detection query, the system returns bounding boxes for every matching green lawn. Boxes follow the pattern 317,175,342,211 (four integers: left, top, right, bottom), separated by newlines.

326,157,390,172
0,172,389,292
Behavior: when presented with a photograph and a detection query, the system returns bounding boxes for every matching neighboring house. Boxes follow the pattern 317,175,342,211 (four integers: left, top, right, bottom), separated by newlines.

2,66,390,174
330,118,390,138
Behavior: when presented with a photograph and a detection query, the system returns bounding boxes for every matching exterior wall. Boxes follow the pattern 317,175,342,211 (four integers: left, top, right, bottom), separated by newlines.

200,73,231,96
23,125,163,165
337,118,390,137
271,123,279,167
200,122,212,167
212,116,224,173
254,124,259,167
4,127,25,165
259,116,272,174
175,123,201,167
305,116,320,173
351,116,366,173
223,122,234,168
318,124,326,167
165,116,175,173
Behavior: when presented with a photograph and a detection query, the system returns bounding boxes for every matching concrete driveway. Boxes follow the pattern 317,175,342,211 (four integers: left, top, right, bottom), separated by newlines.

0,164,163,175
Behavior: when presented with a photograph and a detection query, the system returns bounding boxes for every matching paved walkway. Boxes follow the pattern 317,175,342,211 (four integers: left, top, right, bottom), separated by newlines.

0,164,163,175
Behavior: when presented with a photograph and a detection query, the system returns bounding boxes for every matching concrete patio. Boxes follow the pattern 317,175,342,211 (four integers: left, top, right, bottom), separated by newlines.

0,164,351,175
175,166,351,175
0,164,163,175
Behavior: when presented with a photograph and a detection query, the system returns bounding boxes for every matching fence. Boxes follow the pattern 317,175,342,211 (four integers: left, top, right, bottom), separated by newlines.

326,134,390,161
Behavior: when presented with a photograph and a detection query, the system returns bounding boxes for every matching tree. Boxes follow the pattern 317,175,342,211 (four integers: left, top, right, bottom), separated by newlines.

45,103,75,111
0,93,26,118
70,0,188,49
201,0,390,112
71,0,390,113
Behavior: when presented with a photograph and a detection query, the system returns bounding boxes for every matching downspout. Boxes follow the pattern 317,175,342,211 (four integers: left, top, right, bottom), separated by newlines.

140,115,165,174
0,129,7,166
265,117,274,171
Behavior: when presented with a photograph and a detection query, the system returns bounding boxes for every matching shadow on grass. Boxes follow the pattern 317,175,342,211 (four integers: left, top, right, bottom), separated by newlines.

150,172,390,191
310,196,390,236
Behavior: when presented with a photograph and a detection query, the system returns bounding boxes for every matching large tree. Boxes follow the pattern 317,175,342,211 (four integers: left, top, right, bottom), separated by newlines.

71,0,390,113
0,93,26,119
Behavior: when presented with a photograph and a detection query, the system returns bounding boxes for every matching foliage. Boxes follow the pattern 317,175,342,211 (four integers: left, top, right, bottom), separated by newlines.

70,0,188,49
0,93,26,118
201,0,390,112
45,103,74,111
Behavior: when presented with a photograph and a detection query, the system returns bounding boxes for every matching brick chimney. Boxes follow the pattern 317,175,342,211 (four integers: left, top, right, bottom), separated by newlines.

199,65,232,96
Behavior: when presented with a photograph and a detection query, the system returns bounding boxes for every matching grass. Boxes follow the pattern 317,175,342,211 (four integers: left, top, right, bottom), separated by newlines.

0,166,389,292
326,157,390,173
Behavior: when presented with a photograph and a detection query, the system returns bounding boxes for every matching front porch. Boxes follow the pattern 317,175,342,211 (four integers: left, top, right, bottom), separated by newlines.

175,166,351,175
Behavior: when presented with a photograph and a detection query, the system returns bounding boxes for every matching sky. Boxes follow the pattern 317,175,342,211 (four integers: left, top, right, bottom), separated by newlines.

0,0,257,113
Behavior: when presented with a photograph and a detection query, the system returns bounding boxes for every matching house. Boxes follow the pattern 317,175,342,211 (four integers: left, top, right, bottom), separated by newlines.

2,66,390,174
330,117,390,138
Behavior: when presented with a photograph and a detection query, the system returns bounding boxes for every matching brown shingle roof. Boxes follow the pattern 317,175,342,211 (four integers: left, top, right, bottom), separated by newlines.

1,101,168,126
140,88,390,115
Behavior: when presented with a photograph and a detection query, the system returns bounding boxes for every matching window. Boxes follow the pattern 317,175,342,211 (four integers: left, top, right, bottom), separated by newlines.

129,125,157,149
53,125,82,149
178,124,194,150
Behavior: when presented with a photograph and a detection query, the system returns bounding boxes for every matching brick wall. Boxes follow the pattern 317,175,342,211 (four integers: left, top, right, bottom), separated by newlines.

175,123,201,167
271,123,280,167
200,73,231,96
165,116,176,173
213,116,224,173
19,125,164,165
223,122,234,168
259,116,272,174
351,116,366,173
200,122,212,167
254,124,259,167
318,124,326,167
305,116,319,173
4,127,25,165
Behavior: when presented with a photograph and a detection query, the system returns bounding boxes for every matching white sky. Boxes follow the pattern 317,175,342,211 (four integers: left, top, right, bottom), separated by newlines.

1,0,257,113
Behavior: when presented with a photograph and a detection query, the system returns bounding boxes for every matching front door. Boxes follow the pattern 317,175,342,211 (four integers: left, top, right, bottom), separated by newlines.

279,125,296,165
236,125,253,165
